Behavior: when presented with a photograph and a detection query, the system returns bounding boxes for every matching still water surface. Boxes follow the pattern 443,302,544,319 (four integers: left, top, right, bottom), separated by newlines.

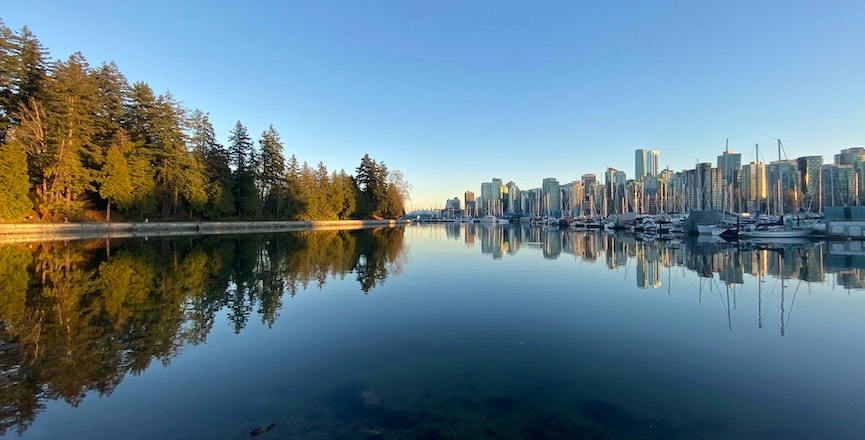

1,224,863,439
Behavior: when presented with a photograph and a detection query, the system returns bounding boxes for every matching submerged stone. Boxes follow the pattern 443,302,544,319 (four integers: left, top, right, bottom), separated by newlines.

248,422,276,437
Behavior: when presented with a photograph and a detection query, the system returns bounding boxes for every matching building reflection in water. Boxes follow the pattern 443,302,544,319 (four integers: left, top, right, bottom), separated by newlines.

460,224,865,290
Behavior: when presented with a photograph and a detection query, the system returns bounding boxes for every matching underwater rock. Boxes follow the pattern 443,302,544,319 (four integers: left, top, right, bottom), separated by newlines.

248,422,276,437
326,381,385,420
360,388,382,407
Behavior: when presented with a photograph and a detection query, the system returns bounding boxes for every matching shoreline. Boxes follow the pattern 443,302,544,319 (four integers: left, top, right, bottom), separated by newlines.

0,220,410,243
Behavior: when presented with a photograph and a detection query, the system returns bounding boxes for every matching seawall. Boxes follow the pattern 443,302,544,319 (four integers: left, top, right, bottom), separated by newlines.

0,220,410,243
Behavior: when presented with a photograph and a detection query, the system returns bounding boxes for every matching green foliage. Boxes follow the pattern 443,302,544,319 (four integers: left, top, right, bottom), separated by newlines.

99,131,134,220
0,141,33,219
0,23,410,222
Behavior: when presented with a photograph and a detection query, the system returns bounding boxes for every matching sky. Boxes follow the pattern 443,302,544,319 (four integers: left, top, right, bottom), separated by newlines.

4,1,864,211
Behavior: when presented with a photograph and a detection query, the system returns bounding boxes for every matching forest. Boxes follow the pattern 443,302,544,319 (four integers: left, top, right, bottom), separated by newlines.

0,20,409,222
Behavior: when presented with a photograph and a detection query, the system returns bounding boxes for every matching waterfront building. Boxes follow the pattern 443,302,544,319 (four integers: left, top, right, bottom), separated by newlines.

581,174,599,216
562,181,582,216
541,177,562,218
635,149,647,181
741,161,768,213
797,156,824,212
480,178,505,216
717,150,742,212
767,160,799,214
835,147,865,205
443,197,461,218
605,167,628,214
505,181,520,215
523,188,541,218
822,164,858,207
464,191,476,217
687,163,721,211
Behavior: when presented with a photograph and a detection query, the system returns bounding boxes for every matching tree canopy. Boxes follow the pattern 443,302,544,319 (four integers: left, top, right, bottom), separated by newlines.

0,20,408,221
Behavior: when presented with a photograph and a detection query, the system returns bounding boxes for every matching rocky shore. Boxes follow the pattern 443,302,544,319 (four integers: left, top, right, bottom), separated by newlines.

0,219,410,243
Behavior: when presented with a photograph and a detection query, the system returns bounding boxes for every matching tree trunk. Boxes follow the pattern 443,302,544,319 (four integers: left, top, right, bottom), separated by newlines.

106,200,111,222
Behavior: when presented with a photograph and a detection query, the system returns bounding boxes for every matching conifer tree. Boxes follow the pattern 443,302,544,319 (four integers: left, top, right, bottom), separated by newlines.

0,140,33,219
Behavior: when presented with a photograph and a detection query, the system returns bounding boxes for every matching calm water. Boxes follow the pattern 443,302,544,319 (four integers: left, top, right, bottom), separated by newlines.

1,224,864,440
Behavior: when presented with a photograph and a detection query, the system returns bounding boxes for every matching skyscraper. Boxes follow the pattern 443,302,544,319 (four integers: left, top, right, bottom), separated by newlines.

717,150,742,211
768,160,799,214
635,149,647,180
835,147,865,205
541,177,562,217
464,191,476,217
505,181,520,214
648,150,660,177
822,164,858,207
741,161,767,213
797,156,823,212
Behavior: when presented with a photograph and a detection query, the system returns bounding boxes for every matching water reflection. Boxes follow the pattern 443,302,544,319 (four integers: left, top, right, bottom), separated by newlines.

444,223,862,290
0,228,407,437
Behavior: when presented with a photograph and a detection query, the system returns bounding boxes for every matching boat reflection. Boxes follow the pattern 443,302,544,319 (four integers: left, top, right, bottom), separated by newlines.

440,223,861,290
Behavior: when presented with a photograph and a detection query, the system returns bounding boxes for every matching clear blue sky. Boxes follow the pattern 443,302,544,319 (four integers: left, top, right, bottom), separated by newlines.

5,1,863,210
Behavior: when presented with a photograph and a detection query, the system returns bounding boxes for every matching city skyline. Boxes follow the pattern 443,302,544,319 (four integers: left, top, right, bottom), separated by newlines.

5,2,863,211
440,144,860,217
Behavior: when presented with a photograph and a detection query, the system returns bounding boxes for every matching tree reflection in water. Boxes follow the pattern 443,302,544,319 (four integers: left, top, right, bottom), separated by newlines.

0,227,407,436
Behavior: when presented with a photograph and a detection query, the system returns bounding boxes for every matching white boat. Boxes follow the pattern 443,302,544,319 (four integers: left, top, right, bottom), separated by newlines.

478,215,499,223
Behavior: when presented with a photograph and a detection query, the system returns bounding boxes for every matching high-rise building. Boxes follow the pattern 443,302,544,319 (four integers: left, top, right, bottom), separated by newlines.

835,147,865,205
480,178,505,216
797,156,823,212
605,167,627,214
541,177,562,217
741,161,768,213
562,181,582,216
767,160,799,214
648,150,660,177
687,162,720,211
581,174,598,215
822,164,858,207
505,181,520,215
635,149,647,180
717,150,742,212
443,198,461,218
464,191,476,217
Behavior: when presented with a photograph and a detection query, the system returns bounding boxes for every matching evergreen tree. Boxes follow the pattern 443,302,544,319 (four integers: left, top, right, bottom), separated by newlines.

0,140,33,219
227,121,257,216
256,125,286,218
45,53,101,210
0,24,48,143
332,170,357,220
189,110,233,218
92,62,127,153
284,154,302,219
99,131,134,221
122,82,159,217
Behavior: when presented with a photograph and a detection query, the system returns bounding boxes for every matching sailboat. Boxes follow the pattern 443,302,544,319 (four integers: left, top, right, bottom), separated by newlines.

740,139,812,240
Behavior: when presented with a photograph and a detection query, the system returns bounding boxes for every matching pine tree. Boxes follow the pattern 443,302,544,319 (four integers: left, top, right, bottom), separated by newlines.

99,131,134,221
256,125,286,218
0,140,33,219
227,121,257,216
